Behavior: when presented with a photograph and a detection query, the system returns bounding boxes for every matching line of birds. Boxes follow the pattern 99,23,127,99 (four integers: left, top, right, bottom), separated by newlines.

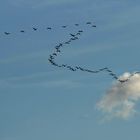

1,22,96,36
1,20,138,83
48,22,140,84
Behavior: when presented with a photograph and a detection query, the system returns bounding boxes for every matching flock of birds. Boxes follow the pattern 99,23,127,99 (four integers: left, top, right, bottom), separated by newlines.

2,21,140,83
48,21,140,84
2,22,96,35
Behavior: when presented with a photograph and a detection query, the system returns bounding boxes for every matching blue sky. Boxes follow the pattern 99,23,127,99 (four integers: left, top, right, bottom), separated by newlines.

1,0,140,140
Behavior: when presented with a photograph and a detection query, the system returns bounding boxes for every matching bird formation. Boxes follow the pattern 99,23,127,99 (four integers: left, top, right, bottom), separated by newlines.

1,22,96,36
1,20,138,83
48,21,139,84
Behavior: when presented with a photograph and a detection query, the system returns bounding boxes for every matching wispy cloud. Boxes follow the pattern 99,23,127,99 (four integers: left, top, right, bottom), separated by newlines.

96,72,140,121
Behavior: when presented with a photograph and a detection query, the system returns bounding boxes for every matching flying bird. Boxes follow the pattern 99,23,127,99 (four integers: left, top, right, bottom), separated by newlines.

70,33,75,37
65,41,70,44
86,22,92,24
33,27,37,31
4,32,10,35
62,64,67,67
70,37,76,40
75,66,80,69
92,25,96,27
76,32,81,35
119,79,128,83
58,43,63,47
62,25,67,28
109,73,116,76
20,30,25,33
56,49,61,53
78,30,83,32
49,55,54,59
75,24,79,26
52,53,57,56
106,69,112,72
47,27,52,30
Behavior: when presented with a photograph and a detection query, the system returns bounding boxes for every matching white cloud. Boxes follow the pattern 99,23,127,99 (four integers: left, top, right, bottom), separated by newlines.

96,72,140,120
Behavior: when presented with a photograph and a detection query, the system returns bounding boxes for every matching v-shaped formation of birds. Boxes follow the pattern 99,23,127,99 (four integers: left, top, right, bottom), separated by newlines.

2,21,139,83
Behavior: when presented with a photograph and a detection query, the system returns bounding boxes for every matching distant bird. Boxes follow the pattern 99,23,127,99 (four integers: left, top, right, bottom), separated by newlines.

113,76,118,80
58,43,63,47
74,37,78,40
109,73,116,76
92,71,99,73
67,66,76,71
52,53,57,56
67,40,71,43
92,25,96,27
4,32,10,35
85,69,94,73
75,66,80,69
49,55,54,59
86,22,91,24
99,67,108,71
62,25,67,28
134,71,140,74
70,37,76,41
67,66,71,68
78,30,83,32
70,33,75,37
65,41,70,44
106,69,112,72
55,45,60,49
33,27,37,31
79,67,85,71
48,58,53,63
56,49,61,53
76,32,81,35
71,68,76,71
62,64,67,67
47,27,52,30
75,24,79,26
20,30,25,33
119,79,128,83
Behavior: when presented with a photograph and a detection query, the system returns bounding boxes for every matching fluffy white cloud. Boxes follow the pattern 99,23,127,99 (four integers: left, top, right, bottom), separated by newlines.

96,72,140,120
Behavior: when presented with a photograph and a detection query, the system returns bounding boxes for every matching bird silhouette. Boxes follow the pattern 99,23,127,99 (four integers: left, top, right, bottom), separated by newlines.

75,24,79,26
49,55,54,59
56,49,61,53
119,79,128,83
65,41,70,44
86,22,91,24
75,66,80,69
62,64,67,67
33,27,37,31
58,43,63,47
78,30,83,32
76,32,81,35
52,53,57,56
70,33,75,37
20,30,25,33
109,73,116,76
47,27,52,30
62,26,67,28
106,69,112,72
4,32,10,35
92,25,96,27
78,67,85,71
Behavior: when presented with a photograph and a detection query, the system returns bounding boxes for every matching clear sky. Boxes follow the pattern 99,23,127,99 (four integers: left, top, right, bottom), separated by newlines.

1,0,140,140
